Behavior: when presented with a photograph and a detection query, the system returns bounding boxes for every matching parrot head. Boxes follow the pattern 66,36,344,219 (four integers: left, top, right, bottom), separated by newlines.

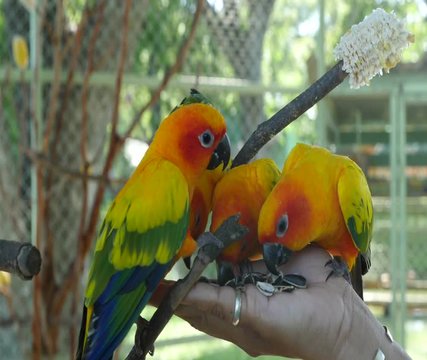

151,89,229,182
258,179,314,274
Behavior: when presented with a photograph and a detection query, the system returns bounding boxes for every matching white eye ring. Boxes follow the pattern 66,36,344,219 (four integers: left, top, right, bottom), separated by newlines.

198,130,215,148
276,214,289,238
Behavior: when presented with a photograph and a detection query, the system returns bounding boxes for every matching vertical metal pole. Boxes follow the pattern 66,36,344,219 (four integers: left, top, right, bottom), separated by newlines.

389,87,399,341
389,86,407,347
398,88,407,348
355,111,362,146
30,0,42,246
315,0,327,146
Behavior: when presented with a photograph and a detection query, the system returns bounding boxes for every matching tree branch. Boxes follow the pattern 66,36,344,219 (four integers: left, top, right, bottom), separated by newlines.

232,61,347,167
125,215,248,360
0,239,41,280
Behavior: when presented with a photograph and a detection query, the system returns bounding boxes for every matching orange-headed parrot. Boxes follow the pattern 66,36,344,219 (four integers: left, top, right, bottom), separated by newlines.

76,89,230,360
258,143,373,280
210,158,280,284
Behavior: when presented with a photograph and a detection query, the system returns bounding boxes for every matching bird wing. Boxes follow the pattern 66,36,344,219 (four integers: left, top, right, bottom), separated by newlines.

337,162,373,254
81,157,189,359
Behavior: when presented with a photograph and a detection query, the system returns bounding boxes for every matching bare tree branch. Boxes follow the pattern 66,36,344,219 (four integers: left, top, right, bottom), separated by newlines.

232,61,347,167
23,147,125,184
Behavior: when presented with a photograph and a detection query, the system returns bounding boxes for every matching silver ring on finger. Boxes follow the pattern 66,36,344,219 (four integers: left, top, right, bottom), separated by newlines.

232,288,242,326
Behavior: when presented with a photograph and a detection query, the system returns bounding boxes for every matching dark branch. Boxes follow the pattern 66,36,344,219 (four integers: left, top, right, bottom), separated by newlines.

0,239,42,280
125,215,248,360
232,61,347,167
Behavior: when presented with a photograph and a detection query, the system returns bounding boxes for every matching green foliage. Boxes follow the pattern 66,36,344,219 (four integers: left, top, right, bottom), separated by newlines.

263,0,318,86
0,0,8,63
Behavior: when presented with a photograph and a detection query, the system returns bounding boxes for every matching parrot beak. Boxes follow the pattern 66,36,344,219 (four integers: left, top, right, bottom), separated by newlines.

183,256,192,270
262,243,293,275
207,133,230,170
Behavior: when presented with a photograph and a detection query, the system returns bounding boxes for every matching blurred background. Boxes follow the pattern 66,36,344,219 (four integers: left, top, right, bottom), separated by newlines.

0,0,426,359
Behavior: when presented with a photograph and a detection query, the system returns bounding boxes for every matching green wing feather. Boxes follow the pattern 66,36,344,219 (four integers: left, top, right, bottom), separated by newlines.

337,162,373,253
85,157,189,306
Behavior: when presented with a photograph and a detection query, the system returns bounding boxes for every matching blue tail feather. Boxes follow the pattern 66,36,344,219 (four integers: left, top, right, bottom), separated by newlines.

81,261,171,360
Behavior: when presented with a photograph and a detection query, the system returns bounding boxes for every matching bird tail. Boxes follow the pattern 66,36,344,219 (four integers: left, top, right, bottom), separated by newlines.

350,255,364,300
350,246,371,300
76,305,89,360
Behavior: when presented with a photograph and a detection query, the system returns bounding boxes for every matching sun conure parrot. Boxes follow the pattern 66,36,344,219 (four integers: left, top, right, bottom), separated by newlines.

258,143,373,283
76,89,230,360
210,158,281,285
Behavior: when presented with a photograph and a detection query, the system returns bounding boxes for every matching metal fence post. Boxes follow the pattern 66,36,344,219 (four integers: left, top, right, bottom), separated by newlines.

30,0,42,247
389,85,407,347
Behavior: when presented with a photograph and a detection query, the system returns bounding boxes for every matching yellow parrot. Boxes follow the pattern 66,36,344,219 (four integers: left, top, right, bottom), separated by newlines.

76,89,229,360
258,143,373,280
210,158,280,284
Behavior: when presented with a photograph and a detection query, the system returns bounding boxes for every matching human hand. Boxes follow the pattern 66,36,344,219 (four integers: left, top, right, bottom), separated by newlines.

151,245,409,360
175,245,350,359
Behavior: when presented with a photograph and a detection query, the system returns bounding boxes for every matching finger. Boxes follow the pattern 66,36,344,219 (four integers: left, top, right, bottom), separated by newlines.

278,245,332,284
180,282,274,331
180,282,238,323
176,289,266,358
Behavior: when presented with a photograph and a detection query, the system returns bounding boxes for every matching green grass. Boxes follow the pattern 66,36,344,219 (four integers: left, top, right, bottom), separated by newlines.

405,319,427,360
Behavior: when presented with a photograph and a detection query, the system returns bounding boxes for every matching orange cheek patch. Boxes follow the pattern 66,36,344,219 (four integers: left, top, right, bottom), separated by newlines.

272,193,312,249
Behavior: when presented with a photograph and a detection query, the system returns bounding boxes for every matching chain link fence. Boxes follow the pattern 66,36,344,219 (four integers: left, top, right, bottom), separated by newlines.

0,0,426,358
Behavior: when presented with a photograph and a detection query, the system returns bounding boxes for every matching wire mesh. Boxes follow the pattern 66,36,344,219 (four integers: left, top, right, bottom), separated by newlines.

0,0,426,358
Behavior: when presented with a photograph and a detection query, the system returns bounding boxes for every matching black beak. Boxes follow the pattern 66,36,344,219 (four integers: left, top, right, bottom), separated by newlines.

207,134,230,170
262,243,293,275
183,256,192,270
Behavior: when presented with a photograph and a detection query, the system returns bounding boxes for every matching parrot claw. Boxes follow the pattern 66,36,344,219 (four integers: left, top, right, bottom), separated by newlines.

325,257,351,283
239,259,254,275
217,260,257,286
135,316,155,357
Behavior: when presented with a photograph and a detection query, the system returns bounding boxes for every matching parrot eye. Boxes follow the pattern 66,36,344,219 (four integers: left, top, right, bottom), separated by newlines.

198,130,215,148
276,214,288,238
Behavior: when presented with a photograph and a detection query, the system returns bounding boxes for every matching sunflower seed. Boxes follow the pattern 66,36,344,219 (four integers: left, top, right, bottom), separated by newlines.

282,274,307,289
256,281,276,297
